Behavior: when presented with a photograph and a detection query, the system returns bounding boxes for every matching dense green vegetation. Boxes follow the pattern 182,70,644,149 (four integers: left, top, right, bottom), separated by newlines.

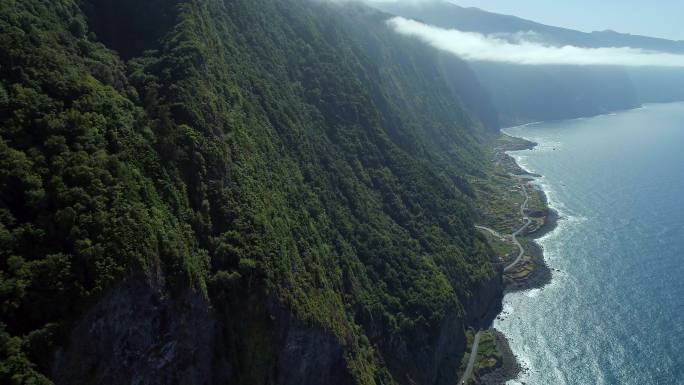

0,0,505,384
0,1,210,382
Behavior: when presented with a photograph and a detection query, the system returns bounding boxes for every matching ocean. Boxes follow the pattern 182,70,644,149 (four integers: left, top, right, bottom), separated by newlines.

498,103,684,385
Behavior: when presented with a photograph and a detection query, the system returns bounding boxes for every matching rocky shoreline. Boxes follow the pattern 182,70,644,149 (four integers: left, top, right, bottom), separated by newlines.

479,329,522,385
482,134,560,385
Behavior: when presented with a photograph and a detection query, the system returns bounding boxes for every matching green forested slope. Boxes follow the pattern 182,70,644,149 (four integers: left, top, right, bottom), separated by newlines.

0,1,502,384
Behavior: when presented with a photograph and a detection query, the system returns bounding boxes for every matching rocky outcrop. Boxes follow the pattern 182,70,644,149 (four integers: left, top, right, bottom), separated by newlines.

478,330,521,385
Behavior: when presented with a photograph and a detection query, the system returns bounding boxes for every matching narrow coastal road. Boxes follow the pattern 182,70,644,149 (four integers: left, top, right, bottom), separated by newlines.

474,225,504,239
457,330,482,385
476,182,532,273
461,182,531,385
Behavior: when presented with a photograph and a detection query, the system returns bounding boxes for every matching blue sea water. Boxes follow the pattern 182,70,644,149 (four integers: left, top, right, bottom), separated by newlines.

498,103,684,385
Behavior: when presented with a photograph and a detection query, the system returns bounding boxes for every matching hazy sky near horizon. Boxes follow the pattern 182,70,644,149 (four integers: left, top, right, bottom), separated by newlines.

449,0,684,41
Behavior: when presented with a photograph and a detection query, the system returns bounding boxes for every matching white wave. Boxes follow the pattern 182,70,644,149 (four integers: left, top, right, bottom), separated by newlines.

496,128,590,385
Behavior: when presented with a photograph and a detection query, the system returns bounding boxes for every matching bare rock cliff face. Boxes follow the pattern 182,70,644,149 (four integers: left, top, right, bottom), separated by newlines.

268,301,354,385
51,275,353,385
465,268,505,329
52,276,224,385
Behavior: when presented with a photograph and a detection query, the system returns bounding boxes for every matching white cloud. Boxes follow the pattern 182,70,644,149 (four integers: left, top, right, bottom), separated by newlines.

387,17,684,67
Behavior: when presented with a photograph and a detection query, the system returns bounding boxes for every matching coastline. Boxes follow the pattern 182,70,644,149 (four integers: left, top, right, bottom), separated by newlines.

470,102,684,384
486,133,560,385
479,329,522,385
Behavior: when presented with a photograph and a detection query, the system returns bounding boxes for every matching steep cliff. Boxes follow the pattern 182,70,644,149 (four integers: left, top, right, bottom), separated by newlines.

0,0,503,384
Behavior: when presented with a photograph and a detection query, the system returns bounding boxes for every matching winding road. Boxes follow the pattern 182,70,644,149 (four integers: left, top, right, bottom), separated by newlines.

474,225,504,239
460,181,532,384
505,183,532,272
476,182,532,273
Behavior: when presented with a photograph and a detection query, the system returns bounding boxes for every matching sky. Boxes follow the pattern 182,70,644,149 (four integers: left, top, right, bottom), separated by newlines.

449,0,684,41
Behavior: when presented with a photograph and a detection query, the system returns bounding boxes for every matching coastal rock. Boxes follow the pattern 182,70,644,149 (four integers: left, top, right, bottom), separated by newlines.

478,330,521,385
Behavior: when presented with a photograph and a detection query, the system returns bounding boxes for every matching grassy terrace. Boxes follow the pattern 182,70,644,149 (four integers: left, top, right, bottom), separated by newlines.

474,331,501,374
458,330,504,385
470,171,526,234
471,134,555,276
470,134,534,234
526,185,548,215
476,228,516,263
